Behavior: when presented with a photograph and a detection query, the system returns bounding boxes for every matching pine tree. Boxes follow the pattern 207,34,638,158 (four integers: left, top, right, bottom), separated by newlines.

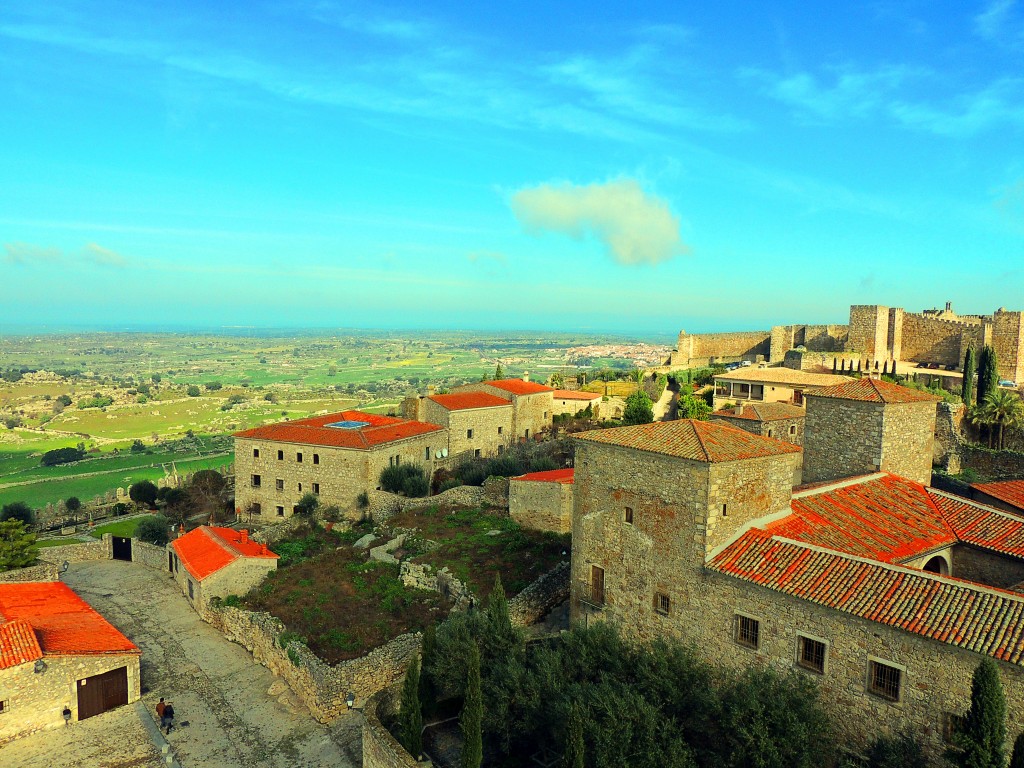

562,703,585,768
1010,732,1024,768
419,623,438,719
950,658,1006,768
495,363,503,380
460,643,483,768
962,346,976,405
398,655,423,760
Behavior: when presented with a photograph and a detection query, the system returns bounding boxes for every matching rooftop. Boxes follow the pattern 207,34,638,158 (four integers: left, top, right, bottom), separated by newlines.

553,389,601,401
0,582,139,669
234,409,443,449
512,468,574,484
428,392,512,411
806,377,942,403
712,402,806,422
485,378,554,395
574,419,802,463
972,480,1024,512
171,526,278,581
714,368,848,387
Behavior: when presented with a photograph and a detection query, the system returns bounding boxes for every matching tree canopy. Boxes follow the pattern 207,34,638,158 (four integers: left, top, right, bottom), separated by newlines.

623,390,654,425
0,501,35,526
0,520,38,571
129,480,159,508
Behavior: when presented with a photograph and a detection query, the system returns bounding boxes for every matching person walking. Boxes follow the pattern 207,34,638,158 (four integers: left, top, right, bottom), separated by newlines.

157,698,169,731
163,701,175,734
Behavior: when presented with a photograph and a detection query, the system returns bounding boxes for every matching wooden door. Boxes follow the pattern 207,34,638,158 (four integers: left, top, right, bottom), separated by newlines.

77,666,129,720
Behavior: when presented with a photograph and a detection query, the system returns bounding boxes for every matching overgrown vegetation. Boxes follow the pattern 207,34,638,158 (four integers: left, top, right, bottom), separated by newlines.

446,439,569,488
379,464,429,497
0,520,38,570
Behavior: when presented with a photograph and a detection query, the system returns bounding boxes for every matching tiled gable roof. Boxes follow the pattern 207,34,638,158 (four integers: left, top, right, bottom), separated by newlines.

712,402,806,422
553,390,601,401
708,533,1024,665
486,379,554,395
574,419,801,463
972,480,1024,512
171,526,277,581
0,582,138,658
234,410,442,449
512,468,574,484
929,491,1024,558
806,377,941,403
0,618,43,670
429,393,512,411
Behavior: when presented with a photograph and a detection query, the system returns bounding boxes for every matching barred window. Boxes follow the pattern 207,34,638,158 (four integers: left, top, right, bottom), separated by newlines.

0,699,7,714
868,660,902,701
797,635,826,674
734,614,760,649
654,593,670,615
276,479,284,491
624,507,634,524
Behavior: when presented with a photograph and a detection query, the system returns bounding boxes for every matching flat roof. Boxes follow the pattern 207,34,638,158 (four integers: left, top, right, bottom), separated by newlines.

714,368,849,387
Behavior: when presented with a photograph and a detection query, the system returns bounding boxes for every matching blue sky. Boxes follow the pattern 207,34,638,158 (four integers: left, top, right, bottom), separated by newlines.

1,1,1023,336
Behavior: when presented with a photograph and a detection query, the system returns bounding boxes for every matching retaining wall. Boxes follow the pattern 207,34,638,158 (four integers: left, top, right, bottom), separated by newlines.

362,686,428,768
0,562,59,583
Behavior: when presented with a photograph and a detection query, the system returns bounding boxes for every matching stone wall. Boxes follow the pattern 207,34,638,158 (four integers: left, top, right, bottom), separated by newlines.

508,477,573,533
37,538,110,566
954,545,1024,590
0,562,59,583
804,398,885,484
992,310,1024,385
674,330,771,368
900,312,980,368
131,539,169,571
880,402,939,486
362,686,426,768
508,560,570,626
367,485,487,524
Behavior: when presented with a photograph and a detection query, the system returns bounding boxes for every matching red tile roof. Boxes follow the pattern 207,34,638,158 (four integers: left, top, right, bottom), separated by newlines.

972,480,1024,512
513,468,574,484
0,582,138,662
575,419,802,463
429,392,512,411
171,526,278,581
930,491,1024,558
553,390,601,401
486,379,554,395
0,618,43,670
806,377,941,403
234,410,442,449
708,533,1024,665
712,402,806,422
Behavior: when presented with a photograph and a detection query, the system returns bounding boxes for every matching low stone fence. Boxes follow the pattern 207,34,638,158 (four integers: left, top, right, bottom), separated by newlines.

132,539,169,571
37,538,109,566
362,686,428,768
0,562,59,583
400,561,472,609
508,560,570,626
368,485,486,524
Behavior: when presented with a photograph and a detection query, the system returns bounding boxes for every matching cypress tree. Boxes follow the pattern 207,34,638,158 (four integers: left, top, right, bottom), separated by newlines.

1010,732,1024,768
562,703,585,768
832,357,837,373
857,359,863,373
977,345,999,406
882,360,889,376
460,643,483,768
419,623,438,719
398,656,423,760
951,658,1006,768
875,359,880,370
962,346,976,405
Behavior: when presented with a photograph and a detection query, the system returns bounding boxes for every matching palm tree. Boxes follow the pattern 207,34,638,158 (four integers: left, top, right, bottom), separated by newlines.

967,402,996,448
983,390,1024,450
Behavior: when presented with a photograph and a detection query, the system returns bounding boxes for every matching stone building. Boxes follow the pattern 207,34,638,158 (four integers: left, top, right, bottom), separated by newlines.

710,402,805,446
551,389,602,419
452,377,554,441
418,392,513,460
0,582,141,743
803,377,940,487
509,468,574,533
712,368,847,409
234,410,446,518
169,526,279,614
570,382,1024,759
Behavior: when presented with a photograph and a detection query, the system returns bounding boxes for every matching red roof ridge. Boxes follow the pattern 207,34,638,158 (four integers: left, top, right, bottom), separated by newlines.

808,377,942,403
792,472,886,499
512,468,574,484
428,392,512,411
688,421,712,462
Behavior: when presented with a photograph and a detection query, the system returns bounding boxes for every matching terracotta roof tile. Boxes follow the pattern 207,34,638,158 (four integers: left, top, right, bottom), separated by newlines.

0,618,43,670
930,491,1024,558
512,468,574,484
429,393,512,411
806,377,941,403
485,379,554,395
971,480,1024,512
0,582,138,658
171,526,278,581
553,390,601,401
234,410,442,449
574,419,801,463
712,403,806,422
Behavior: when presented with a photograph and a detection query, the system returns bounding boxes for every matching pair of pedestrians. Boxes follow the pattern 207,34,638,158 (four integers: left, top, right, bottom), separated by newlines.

155,697,176,734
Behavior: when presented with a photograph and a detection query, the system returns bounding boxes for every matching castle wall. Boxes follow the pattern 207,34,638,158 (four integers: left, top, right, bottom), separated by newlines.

992,310,1024,384
899,313,982,368
847,305,890,357
675,330,771,367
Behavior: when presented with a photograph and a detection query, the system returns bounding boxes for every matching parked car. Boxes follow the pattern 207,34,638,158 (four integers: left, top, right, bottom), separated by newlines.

998,380,1017,388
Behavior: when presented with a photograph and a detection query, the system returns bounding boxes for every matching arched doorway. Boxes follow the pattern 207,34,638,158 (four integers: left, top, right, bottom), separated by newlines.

923,555,949,576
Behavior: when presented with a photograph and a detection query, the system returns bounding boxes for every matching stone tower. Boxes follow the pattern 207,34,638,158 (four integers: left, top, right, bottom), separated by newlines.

803,378,940,486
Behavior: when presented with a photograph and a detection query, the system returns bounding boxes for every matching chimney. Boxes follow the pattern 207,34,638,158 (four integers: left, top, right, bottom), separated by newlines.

734,404,744,416
522,372,529,382
427,385,435,396
240,529,249,544
945,301,952,312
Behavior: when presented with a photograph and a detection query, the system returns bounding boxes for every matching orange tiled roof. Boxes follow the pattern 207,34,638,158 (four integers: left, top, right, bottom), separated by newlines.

574,419,801,463
712,403,806,422
171,526,278,581
513,468,574,484
553,390,601,401
0,582,138,660
708,533,1024,665
429,392,512,411
486,379,554,395
234,410,442,449
972,480,1024,512
806,377,941,403
930,491,1024,558
0,618,43,670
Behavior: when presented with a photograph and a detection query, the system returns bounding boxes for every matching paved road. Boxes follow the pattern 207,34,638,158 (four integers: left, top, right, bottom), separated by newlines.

7,560,361,768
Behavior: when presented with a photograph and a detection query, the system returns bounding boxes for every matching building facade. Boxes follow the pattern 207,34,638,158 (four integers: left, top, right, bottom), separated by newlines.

453,377,554,441
711,402,806,446
712,368,848,410
419,393,513,460
508,468,574,533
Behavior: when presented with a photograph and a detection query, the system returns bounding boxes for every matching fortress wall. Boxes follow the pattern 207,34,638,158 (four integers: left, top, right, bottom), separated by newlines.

847,305,889,357
900,313,979,367
992,310,1024,384
676,330,771,366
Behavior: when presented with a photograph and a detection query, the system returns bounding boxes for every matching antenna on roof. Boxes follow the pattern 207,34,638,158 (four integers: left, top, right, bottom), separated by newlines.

435,450,442,459
442,448,448,458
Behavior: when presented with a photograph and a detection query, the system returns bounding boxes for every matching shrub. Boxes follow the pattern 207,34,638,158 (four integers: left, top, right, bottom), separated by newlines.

129,480,159,508
135,515,170,546
186,385,201,397
379,464,429,497
0,502,35,526
65,497,81,514
40,446,86,466
130,439,146,453
294,493,320,517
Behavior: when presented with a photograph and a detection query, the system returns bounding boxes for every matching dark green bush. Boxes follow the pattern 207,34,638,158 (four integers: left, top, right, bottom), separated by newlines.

135,514,170,546
379,464,429,497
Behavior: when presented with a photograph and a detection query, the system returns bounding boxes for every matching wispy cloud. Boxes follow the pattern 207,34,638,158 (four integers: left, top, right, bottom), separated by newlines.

510,179,690,266
995,178,1024,230
467,250,507,265
975,0,1024,46
4,241,61,264
4,241,130,267
83,242,128,267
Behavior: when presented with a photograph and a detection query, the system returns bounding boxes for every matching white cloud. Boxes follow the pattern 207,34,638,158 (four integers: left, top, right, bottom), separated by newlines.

83,242,128,267
3,241,62,264
510,180,689,266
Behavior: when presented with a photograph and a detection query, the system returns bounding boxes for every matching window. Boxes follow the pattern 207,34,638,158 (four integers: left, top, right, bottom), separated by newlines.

276,479,284,491
722,503,728,517
497,426,503,435
525,429,530,439
750,384,764,401
797,635,826,674
474,449,481,458
394,454,401,466
0,699,8,714
188,580,194,600
789,425,797,435
276,506,285,517
251,474,261,488
253,448,260,458
467,429,474,439
590,565,605,604
250,503,261,515
734,614,760,649
766,429,773,437
624,507,634,524
867,659,903,702
277,450,284,460
296,452,303,463
497,446,504,454
425,446,431,460
543,411,548,418
293,506,300,515
297,482,302,493
654,593,670,615
943,713,966,744
313,453,320,465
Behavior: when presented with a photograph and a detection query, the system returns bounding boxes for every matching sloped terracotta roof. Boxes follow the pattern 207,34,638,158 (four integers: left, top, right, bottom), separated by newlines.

806,377,941,403
712,403,806,422
0,618,43,670
769,474,955,563
708,533,1024,665
486,379,554,395
171,526,278,581
429,392,512,411
0,582,138,659
234,410,442,449
929,491,1024,558
575,419,801,463
714,368,848,387
512,468,574,484
972,480,1024,512
553,390,601,401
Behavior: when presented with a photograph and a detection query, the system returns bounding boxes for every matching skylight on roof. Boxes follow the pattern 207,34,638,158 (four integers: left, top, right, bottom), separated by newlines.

324,420,371,429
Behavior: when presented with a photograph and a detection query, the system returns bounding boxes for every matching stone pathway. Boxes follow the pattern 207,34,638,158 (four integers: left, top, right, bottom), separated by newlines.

8,560,361,768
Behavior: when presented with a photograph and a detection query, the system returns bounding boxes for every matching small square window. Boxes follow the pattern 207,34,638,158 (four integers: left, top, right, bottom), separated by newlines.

654,593,670,615
543,411,548,418
734,614,760,649
277,450,284,460
868,659,902,702
253,448,260,458
251,474,261,488
313,453,320,465
296,452,303,463
0,699,8,714
797,635,826,674
293,505,300,515
467,429,474,439
498,426,503,435
789,425,797,435
250,503,261,515
312,483,320,495
276,506,285,517
276,479,284,491
624,507,633,524
474,449,481,458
